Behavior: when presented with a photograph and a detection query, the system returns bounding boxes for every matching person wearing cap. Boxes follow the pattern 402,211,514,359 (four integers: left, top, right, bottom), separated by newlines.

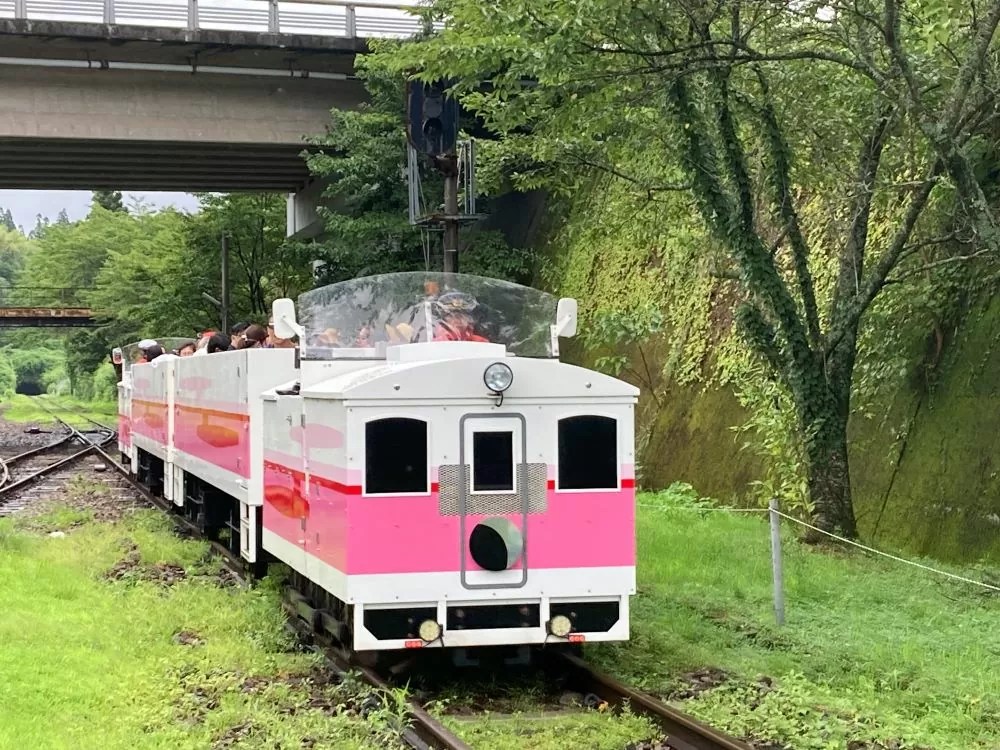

136,339,163,363
432,292,489,342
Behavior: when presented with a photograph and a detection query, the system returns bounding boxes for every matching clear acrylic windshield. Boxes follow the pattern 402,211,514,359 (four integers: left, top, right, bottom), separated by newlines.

122,338,192,371
299,272,560,360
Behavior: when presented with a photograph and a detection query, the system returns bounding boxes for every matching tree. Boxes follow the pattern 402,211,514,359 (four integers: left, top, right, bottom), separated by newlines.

386,0,1000,537
29,214,49,239
302,55,536,285
0,208,15,232
186,193,312,317
92,190,125,213
17,206,204,391
0,226,31,306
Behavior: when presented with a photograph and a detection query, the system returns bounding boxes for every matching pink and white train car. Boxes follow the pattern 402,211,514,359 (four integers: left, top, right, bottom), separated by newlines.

169,348,297,561
261,272,639,652
120,340,297,564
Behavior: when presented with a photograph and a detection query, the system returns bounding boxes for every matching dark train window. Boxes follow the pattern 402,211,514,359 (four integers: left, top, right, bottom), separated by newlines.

472,431,514,492
558,416,618,490
365,418,428,494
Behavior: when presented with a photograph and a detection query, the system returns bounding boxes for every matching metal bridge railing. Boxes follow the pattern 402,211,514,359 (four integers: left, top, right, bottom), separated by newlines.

0,0,431,38
0,286,90,307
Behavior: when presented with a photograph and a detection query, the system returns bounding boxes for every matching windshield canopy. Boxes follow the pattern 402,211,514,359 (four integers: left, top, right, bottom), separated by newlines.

299,272,561,360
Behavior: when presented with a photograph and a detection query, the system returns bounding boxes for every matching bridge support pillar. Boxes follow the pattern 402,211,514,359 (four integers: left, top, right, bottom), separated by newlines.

286,179,328,240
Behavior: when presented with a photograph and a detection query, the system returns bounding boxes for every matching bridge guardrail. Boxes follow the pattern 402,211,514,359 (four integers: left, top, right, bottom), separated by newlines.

0,286,89,307
0,0,433,38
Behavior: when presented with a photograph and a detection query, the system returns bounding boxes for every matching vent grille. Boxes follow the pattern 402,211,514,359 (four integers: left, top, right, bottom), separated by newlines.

438,463,547,515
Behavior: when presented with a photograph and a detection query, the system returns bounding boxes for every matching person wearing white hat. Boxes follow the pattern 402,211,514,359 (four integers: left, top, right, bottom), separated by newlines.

137,339,164,363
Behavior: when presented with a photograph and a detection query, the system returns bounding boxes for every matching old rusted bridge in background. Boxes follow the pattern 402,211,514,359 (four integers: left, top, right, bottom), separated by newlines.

0,287,94,327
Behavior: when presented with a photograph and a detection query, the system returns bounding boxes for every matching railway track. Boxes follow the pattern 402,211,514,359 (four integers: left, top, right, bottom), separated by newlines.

0,413,118,514
550,652,751,750
282,581,751,750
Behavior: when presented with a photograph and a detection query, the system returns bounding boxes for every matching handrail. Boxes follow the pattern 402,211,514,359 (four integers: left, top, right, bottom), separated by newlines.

0,286,90,306
0,0,432,38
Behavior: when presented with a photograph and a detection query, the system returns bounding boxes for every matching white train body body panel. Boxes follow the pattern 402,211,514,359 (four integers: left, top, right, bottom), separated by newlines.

130,354,173,464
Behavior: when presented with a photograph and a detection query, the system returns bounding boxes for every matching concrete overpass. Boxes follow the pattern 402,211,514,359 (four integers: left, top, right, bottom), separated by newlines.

0,0,427,232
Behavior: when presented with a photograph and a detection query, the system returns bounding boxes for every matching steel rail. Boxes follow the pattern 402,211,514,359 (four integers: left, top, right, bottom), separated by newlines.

282,608,472,750
37,397,118,440
0,443,97,499
0,405,117,501
552,652,752,750
0,430,75,489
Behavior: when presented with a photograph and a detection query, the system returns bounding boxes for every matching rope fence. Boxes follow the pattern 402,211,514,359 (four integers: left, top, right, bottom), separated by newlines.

635,496,1000,625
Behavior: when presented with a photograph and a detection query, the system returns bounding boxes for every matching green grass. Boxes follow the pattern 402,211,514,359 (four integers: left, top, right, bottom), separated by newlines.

423,672,658,749
589,485,1000,750
0,393,117,428
439,709,656,750
0,510,410,750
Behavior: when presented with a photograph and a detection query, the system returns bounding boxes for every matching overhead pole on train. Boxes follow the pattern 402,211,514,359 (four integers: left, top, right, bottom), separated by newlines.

220,232,230,335
406,78,461,273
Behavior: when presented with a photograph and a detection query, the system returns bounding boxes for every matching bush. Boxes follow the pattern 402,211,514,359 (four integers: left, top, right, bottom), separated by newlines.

0,353,15,397
90,362,118,402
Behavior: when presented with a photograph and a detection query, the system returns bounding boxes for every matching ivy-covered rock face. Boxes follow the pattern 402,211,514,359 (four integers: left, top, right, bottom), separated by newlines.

538,166,1000,563
372,0,1000,545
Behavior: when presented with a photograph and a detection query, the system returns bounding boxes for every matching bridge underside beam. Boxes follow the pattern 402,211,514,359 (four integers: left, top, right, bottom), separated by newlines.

0,137,312,191
0,309,95,327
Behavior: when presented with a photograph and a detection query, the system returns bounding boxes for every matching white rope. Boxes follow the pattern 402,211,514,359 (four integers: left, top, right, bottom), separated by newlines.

635,501,1000,593
636,503,768,513
773,509,1000,593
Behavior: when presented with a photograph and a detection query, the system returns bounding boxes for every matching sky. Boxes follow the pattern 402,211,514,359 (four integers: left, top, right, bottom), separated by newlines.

0,190,202,232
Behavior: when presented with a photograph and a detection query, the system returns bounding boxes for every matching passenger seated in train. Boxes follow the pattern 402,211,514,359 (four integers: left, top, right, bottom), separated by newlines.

137,339,165,363
206,332,232,353
230,321,250,349
238,324,268,349
266,315,297,349
175,341,197,357
194,330,216,354
432,291,489,342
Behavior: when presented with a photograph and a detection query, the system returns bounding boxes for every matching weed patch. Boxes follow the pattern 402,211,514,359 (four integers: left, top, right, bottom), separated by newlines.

0,511,408,749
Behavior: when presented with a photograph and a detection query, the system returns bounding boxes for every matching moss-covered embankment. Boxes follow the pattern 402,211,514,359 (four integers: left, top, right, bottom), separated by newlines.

528,186,1000,565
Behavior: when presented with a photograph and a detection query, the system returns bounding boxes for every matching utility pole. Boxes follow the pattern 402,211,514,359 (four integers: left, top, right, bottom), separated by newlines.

220,232,230,335
440,153,459,273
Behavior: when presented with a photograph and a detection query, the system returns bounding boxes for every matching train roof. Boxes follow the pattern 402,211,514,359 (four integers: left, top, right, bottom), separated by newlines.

300,350,639,401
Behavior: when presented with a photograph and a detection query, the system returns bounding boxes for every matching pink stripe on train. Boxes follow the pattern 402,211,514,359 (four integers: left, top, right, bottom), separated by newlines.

263,461,635,576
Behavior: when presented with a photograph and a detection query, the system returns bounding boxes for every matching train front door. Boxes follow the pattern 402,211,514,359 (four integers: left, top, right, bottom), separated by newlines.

458,413,529,590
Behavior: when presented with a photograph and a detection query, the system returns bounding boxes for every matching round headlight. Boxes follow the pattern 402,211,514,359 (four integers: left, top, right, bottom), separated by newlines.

484,362,514,393
418,619,441,642
548,614,572,638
